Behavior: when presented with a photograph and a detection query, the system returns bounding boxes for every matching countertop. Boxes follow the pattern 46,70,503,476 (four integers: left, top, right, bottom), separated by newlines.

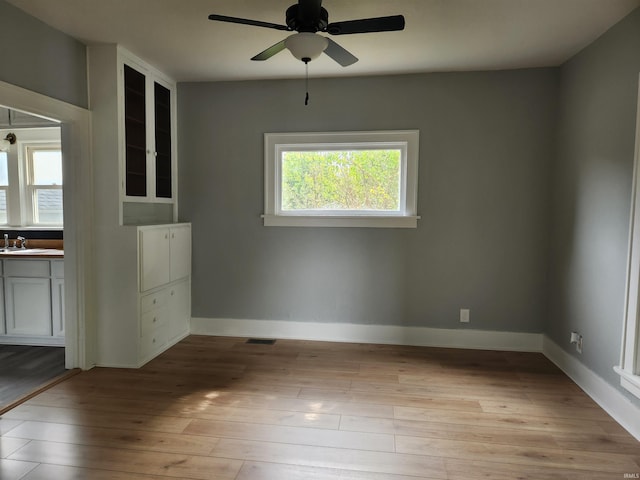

0,248,64,259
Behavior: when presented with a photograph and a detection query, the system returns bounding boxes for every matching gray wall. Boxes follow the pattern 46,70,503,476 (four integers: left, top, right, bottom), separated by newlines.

548,7,640,396
179,68,558,331
0,0,87,108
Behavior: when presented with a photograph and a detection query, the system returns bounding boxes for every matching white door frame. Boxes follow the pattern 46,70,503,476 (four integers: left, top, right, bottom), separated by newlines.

616,75,640,399
0,80,94,370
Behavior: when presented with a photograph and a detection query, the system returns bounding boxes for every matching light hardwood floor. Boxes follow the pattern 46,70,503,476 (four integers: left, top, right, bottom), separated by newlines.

0,335,638,479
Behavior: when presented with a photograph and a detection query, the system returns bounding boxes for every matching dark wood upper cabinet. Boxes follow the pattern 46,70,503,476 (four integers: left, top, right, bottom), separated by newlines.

123,62,174,201
124,64,147,197
154,82,172,199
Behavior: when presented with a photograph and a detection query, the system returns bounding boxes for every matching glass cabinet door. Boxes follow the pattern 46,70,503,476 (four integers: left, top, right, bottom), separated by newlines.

124,64,147,197
154,82,172,199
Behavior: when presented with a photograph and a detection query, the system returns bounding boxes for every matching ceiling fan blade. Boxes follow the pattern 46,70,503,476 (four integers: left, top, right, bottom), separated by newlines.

326,15,405,35
324,38,358,67
251,40,287,61
208,14,289,32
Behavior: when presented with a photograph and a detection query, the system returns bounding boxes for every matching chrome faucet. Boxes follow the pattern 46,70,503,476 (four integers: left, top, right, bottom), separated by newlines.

16,236,26,249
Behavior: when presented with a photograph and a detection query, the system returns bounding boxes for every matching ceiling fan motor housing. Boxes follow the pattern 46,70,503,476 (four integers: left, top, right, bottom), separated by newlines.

286,4,329,32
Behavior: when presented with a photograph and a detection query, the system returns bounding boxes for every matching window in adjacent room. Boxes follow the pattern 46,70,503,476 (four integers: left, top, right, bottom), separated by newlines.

0,127,63,227
0,152,8,224
264,130,420,228
26,145,63,225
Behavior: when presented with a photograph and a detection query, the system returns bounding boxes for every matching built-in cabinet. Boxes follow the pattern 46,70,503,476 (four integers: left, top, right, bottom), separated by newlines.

0,259,64,346
138,224,191,363
90,45,188,368
89,44,177,226
95,223,191,367
123,62,174,200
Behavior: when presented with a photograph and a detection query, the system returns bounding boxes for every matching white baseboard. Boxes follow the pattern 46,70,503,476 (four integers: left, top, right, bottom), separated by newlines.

190,317,543,352
542,336,640,441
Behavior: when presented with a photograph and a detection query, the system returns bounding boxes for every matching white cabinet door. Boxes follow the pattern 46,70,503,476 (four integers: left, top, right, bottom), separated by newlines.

169,225,191,281
51,277,65,338
167,279,190,341
5,277,52,336
139,227,170,291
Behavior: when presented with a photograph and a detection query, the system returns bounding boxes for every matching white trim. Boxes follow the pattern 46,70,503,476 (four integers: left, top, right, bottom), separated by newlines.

617,75,640,398
264,130,420,228
190,317,543,352
0,335,64,346
543,336,640,441
0,80,93,370
262,214,420,228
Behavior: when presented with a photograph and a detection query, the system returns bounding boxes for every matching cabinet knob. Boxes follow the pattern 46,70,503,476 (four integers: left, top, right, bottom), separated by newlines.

171,290,174,296
153,299,156,304
153,317,157,323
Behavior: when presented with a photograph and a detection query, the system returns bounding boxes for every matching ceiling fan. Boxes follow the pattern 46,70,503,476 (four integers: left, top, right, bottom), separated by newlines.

208,0,405,67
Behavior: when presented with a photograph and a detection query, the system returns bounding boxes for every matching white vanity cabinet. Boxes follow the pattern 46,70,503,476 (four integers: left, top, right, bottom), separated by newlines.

0,258,64,346
95,223,191,367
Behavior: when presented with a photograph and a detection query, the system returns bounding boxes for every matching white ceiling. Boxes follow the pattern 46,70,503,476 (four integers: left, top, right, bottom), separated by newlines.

6,0,640,82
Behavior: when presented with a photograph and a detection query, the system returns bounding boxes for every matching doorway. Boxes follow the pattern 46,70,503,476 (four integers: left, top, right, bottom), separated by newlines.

0,79,92,371
0,111,67,409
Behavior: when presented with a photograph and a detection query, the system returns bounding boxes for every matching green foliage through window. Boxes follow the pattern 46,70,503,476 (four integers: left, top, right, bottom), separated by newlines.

281,150,401,211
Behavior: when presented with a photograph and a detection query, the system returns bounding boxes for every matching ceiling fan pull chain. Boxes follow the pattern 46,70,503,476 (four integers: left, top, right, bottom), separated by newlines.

305,60,310,106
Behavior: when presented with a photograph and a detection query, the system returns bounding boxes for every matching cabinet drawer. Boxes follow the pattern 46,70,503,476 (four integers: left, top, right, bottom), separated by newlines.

141,308,167,338
4,260,49,277
140,289,169,314
140,324,167,359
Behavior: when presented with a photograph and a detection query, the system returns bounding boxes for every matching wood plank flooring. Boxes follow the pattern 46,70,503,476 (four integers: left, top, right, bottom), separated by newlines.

0,345,68,412
0,335,638,479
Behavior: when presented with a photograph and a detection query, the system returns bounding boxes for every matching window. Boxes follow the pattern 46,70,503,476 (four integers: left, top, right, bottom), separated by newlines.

0,152,8,224
27,146,63,225
264,131,420,228
0,128,62,227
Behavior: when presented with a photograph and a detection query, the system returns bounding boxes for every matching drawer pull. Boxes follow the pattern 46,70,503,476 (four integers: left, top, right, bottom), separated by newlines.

153,317,157,323
153,299,156,304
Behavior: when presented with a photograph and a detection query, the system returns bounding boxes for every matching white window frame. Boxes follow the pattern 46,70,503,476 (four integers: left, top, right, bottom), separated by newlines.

264,130,420,228
0,127,62,228
0,151,8,224
25,143,63,226
615,76,640,399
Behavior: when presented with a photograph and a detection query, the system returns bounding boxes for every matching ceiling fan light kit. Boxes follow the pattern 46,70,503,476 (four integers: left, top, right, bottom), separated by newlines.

285,32,328,63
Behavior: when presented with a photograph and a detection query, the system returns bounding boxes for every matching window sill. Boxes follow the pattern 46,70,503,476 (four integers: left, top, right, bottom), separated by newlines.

614,366,640,400
262,214,419,228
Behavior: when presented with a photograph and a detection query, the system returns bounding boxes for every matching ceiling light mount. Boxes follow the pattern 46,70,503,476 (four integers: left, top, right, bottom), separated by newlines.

0,132,16,152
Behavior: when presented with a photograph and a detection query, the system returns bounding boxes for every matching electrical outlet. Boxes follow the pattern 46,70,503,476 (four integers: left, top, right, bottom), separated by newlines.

460,308,470,323
570,331,583,353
